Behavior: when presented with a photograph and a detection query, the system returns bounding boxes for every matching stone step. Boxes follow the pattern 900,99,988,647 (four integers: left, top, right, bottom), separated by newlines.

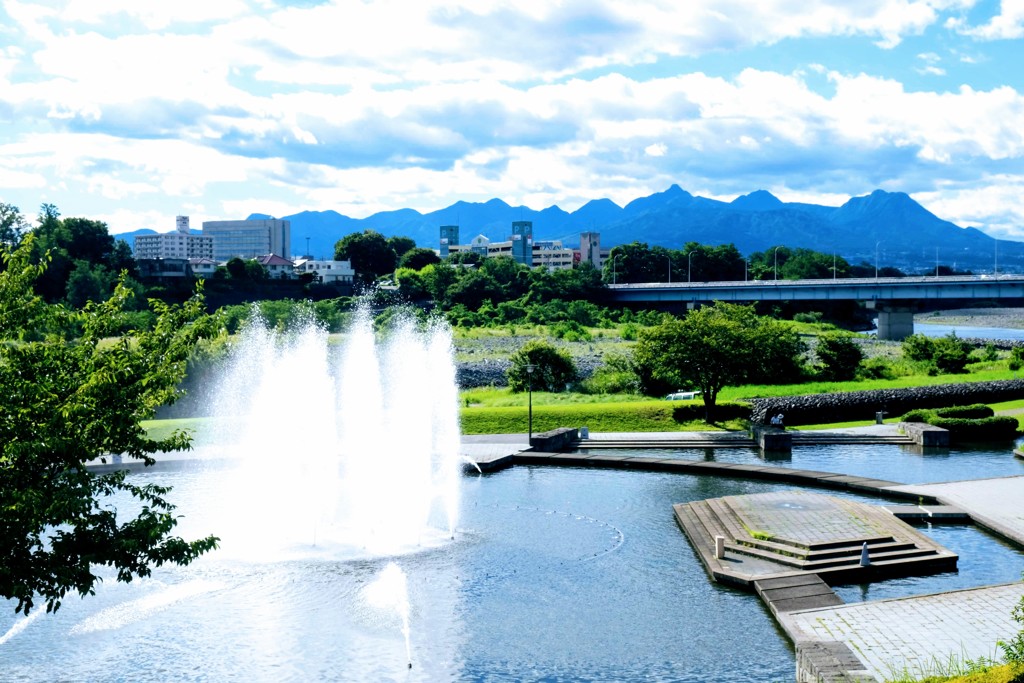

726,541,941,570
738,537,916,561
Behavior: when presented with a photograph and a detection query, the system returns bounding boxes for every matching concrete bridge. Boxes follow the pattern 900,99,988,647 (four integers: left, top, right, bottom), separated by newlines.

607,275,1024,339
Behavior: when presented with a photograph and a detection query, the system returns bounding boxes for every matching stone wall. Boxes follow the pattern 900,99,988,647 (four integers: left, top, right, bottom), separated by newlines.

749,379,1024,426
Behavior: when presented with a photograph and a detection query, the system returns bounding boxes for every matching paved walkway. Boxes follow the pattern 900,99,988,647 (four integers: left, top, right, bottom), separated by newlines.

888,475,1024,546
782,582,1024,681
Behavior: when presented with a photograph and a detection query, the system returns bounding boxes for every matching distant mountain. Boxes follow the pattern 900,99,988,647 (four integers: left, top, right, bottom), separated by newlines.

120,187,1022,273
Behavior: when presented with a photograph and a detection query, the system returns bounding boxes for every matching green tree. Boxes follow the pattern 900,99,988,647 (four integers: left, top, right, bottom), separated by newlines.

901,333,936,362
0,202,29,248
507,340,578,392
633,302,804,420
932,333,971,374
0,236,219,615
815,332,863,381
386,236,416,263
334,230,397,287
399,247,441,271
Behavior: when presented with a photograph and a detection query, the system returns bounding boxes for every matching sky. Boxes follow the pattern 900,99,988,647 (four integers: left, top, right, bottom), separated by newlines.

1,0,1023,238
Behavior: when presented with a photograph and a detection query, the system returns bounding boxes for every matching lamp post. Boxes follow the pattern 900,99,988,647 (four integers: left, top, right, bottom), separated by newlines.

611,254,620,285
773,246,782,281
875,241,882,280
688,251,697,283
305,236,310,258
665,254,672,283
526,363,536,442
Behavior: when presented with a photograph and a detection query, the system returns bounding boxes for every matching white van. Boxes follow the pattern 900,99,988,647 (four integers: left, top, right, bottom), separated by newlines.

665,390,701,400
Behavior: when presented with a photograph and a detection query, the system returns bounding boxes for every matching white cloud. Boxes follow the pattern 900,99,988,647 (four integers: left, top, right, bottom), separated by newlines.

645,143,667,157
951,0,1024,39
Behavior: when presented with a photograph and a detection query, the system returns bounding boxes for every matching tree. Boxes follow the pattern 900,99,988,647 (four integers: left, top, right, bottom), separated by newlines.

399,247,441,271
0,202,29,248
815,332,863,380
932,333,970,374
632,302,805,420
386,236,416,263
0,236,219,615
334,230,397,287
507,339,578,393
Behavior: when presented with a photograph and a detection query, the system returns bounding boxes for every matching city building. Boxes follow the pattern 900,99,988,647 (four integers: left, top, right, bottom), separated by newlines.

439,225,459,258
511,221,533,266
292,258,355,285
133,216,214,260
188,258,219,278
442,224,607,272
255,253,296,279
202,218,291,261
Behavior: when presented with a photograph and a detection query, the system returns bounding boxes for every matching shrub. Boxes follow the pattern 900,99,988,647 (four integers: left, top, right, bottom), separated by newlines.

621,322,640,341
901,408,935,423
901,333,936,362
933,334,971,374
927,415,1019,440
858,357,897,380
580,353,640,395
815,332,863,381
507,339,578,393
934,404,994,419
998,574,1024,672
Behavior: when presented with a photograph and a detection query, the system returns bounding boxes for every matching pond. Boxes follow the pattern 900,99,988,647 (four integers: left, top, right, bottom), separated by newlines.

3,451,1023,682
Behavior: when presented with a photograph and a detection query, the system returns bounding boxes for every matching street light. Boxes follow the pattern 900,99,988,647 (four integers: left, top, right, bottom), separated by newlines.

875,241,882,279
665,254,672,283
773,246,782,281
611,254,621,285
688,251,697,283
526,363,536,443
305,236,310,257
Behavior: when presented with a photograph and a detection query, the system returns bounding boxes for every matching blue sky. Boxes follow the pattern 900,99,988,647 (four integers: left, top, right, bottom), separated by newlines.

1,0,1022,238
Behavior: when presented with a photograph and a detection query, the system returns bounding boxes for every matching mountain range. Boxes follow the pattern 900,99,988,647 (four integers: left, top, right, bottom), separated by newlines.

123,187,1021,273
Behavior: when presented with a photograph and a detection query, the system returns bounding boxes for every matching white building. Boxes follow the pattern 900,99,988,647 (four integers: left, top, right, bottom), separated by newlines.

202,218,291,261
292,258,355,285
133,216,214,260
448,234,578,271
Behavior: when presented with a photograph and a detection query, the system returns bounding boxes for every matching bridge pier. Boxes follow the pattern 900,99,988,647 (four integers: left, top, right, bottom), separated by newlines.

873,303,915,341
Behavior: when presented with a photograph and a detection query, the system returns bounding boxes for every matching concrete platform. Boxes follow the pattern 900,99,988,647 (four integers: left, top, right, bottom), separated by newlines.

675,490,958,587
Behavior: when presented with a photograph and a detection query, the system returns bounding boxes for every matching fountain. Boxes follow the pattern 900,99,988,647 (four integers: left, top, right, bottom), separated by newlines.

203,309,463,560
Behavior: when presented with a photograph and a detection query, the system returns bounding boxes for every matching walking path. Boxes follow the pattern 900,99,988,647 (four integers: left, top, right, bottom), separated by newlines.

461,426,1024,682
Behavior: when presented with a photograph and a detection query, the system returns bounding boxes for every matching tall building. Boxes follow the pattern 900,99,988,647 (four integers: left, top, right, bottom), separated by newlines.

580,232,602,268
511,221,533,267
133,216,214,260
439,225,459,258
202,218,291,261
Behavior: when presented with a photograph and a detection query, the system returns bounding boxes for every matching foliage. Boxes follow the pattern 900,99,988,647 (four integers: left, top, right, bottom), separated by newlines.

334,230,397,287
0,237,219,615
903,333,937,362
507,339,578,393
815,332,864,381
386,236,416,263
933,334,972,374
398,247,440,271
579,352,641,395
1010,347,1024,374
934,404,994,419
550,319,593,342
0,201,29,247
859,356,900,380
632,302,805,420
998,575,1024,673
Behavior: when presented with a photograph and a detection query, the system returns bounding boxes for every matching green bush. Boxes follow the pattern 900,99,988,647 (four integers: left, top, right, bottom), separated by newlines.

928,415,1019,440
507,339,578,393
901,333,936,362
901,408,935,423
934,404,994,419
858,357,898,380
